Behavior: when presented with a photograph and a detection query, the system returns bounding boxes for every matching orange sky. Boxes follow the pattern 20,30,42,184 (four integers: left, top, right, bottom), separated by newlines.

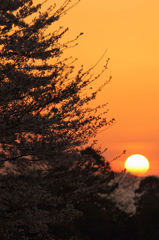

35,0,159,176
57,0,159,176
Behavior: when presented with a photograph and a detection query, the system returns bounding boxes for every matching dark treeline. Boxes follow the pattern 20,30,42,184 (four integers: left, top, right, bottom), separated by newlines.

0,1,159,239
1,149,159,240
0,149,130,240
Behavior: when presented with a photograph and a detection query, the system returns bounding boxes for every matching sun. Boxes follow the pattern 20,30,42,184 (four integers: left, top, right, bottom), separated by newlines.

124,154,150,176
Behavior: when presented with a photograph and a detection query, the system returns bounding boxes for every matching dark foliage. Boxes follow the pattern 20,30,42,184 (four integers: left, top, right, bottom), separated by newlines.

0,1,141,240
134,176,159,240
0,149,130,240
76,199,137,240
0,0,114,168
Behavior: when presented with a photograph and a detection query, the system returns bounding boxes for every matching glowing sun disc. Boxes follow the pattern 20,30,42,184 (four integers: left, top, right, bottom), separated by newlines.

124,154,149,175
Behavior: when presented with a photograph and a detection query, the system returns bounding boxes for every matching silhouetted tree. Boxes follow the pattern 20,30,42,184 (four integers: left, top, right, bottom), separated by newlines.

76,197,138,240
0,148,120,240
134,176,159,240
0,0,113,168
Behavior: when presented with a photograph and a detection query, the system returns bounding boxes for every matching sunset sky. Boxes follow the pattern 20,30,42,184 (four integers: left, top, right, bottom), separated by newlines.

58,0,159,175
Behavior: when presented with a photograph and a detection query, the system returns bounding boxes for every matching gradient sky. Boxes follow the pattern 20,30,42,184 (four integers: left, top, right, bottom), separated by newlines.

57,0,159,175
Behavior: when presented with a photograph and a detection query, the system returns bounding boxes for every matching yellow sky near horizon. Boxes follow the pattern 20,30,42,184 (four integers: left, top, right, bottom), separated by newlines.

57,0,159,175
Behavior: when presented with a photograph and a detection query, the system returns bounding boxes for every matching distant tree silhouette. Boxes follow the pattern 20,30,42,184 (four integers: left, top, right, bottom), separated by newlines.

134,176,159,240
0,0,114,167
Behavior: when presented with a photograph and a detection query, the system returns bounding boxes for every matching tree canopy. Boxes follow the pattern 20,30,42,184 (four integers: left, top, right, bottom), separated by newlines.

0,0,114,168
0,148,120,240
0,2,128,239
